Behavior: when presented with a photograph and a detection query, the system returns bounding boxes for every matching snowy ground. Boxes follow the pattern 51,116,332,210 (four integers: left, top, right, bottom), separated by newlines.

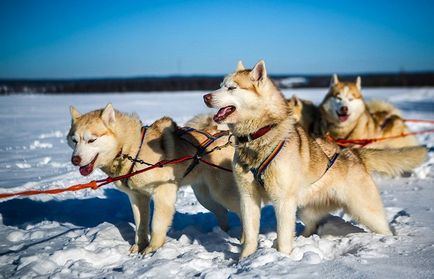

0,88,433,278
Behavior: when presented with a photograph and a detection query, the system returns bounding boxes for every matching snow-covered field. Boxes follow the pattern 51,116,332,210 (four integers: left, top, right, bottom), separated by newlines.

0,88,433,278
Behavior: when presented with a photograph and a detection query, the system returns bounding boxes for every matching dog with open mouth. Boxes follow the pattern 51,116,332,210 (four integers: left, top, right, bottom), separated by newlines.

67,105,241,254
314,74,419,148
203,60,427,259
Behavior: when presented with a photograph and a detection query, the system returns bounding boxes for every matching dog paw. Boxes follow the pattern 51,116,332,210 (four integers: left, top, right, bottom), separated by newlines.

129,244,141,254
141,244,161,255
239,244,257,260
129,242,149,254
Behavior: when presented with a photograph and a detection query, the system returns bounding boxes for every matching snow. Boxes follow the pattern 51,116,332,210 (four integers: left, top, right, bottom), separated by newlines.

0,88,433,278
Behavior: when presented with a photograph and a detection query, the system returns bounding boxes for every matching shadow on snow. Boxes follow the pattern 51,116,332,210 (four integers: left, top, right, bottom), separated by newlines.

0,188,371,257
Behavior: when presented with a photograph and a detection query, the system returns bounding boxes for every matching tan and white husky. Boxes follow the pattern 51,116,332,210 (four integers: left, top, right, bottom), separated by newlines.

314,74,418,148
203,60,426,259
67,106,240,254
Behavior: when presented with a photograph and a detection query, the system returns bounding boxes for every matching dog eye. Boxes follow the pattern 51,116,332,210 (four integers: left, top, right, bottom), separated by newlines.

228,86,236,91
88,139,96,144
72,138,78,144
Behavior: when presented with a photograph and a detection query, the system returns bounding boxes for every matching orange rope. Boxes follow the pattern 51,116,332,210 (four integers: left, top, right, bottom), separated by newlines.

0,181,99,199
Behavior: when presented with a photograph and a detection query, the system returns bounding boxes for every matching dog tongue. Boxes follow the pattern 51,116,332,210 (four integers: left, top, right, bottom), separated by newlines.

79,162,94,176
213,106,235,123
338,115,349,122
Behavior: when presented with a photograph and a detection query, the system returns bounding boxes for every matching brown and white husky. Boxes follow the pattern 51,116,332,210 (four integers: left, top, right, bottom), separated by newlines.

67,106,241,254
203,60,426,259
314,74,419,148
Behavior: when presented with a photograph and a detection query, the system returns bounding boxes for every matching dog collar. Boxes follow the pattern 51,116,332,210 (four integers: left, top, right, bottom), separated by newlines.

236,124,275,143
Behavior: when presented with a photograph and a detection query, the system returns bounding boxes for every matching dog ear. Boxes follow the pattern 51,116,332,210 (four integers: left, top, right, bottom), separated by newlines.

356,76,362,90
101,103,116,127
70,106,81,122
330,74,339,87
291,95,300,107
236,60,245,71
250,60,267,82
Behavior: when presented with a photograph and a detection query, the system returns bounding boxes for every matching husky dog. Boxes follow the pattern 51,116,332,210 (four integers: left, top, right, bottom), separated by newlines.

67,105,240,254
203,60,426,259
314,74,419,148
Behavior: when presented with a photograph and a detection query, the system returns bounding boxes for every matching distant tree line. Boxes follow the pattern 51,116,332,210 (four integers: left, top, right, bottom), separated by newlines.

0,72,433,94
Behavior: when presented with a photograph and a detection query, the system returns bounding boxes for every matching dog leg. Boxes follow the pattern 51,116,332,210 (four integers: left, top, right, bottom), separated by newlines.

345,179,393,236
191,184,229,232
239,184,261,259
128,192,151,254
299,206,329,237
143,183,178,254
273,197,297,254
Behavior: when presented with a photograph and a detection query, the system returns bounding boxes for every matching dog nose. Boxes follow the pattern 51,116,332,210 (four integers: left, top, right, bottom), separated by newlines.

340,106,348,114
203,94,213,107
71,155,81,166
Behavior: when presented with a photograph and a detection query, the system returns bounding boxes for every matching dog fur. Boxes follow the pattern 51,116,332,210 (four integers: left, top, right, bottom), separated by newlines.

286,95,320,133
67,106,240,254
314,75,419,148
203,60,427,259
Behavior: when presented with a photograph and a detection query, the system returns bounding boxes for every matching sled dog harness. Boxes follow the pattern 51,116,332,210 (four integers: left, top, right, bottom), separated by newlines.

234,124,283,187
251,143,340,188
176,127,230,177
250,140,286,187
238,125,340,188
122,125,148,185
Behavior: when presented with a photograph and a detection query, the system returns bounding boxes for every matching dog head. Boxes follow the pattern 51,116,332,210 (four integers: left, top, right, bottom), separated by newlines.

203,60,287,125
67,104,120,176
320,74,365,125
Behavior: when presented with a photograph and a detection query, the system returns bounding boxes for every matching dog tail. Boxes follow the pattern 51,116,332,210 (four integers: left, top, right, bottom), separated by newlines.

366,99,402,117
356,146,427,176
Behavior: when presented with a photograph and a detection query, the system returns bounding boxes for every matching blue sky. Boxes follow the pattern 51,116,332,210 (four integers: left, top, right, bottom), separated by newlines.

0,0,433,78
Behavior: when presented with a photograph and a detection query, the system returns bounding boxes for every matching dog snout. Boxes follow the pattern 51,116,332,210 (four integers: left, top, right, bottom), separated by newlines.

71,155,81,166
340,106,348,114
203,94,213,107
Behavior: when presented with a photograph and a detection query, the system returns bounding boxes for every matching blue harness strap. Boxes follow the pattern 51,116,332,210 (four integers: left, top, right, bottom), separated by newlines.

325,152,339,172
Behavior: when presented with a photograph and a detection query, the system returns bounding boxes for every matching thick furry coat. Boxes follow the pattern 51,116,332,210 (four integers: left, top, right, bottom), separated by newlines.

314,75,419,148
67,106,240,254
204,60,426,259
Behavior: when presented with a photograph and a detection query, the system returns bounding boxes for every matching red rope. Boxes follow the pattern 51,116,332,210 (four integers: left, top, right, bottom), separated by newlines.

0,154,233,199
404,119,434,124
3,118,431,199
333,128,434,147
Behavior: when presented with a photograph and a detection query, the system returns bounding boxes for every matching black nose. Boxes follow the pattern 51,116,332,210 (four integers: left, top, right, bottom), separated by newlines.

71,155,81,166
203,94,213,107
340,106,348,114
